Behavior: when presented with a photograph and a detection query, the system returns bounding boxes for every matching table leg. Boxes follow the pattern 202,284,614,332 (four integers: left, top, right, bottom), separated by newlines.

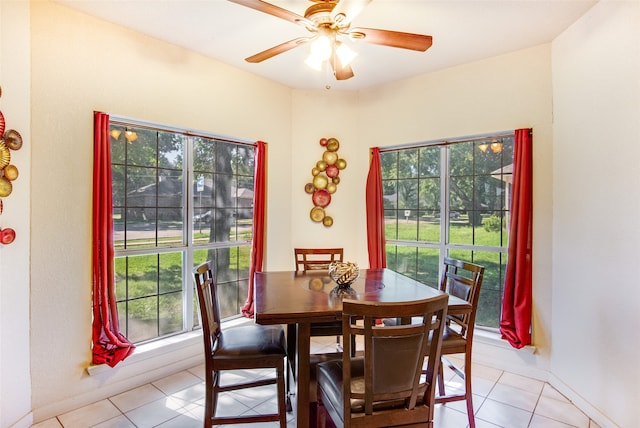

296,322,311,428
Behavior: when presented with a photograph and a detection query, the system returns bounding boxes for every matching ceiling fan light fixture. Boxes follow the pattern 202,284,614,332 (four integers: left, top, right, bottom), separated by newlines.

336,42,357,67
310,34,332,61
305,53,324,71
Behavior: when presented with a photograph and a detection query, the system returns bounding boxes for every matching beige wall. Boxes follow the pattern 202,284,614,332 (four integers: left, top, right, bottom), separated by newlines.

551,2,640,427
0,2,32,427
356,44,555,378
27,0,292,422
2,0,637,427
287,90,361,267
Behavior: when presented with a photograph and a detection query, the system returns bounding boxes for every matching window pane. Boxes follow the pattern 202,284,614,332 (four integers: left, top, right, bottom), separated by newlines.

398,149,419,178
126,254,158,299
397,210,418,241
159,292,183,336
449,219,473,246
418,146,440,178
385,244,398,272
416,247,440,288
111,126,126,164
114,257,127,301
449,142,473,176
127,128,157,167
384,209,398,240
417,212,440,242
159,253,182,294
158,132,184,170
194,140,215,175
237,245,251,281
111,120,255,343
479,211,508,247
395,246,418,279
397,179,418,210
158,208,183,246
158,169,183,208
380,151,398,179
126,296,158,343
473,251,506,329
126,166,156,207
380,132,513,330
112,164,125,206
114,208,125,250
418,177,439,210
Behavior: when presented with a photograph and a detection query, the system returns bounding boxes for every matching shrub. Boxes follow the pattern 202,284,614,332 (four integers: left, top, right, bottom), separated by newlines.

482,215,503,232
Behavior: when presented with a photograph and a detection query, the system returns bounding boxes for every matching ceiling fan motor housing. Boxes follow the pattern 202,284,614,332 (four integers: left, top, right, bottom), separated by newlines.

305,1,339,27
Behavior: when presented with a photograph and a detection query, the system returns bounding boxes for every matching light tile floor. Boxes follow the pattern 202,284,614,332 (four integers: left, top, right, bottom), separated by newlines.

33,336,601,428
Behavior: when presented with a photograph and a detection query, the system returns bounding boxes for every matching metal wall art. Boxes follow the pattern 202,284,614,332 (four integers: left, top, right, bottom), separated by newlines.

305,137,347,227
0,85,22,245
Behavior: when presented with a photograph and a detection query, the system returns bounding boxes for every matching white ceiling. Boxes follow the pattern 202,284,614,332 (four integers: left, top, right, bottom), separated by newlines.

55,0,597,91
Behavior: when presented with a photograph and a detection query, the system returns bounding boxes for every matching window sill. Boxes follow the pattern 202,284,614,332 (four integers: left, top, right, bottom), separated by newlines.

86,317,253,376
474,328,537,354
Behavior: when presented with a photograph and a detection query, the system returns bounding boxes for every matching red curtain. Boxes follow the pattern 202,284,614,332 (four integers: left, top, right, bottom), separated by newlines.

242,141,266,318
92,112,135,367
366,147,387,269
500,128,533,349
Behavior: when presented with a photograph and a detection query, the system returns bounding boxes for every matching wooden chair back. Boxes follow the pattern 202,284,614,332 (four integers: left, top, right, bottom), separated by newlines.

435,257,485,428
439,257,485,337
294,248,343,272
194,261,221,359
193,261,288,427
317,294,449,427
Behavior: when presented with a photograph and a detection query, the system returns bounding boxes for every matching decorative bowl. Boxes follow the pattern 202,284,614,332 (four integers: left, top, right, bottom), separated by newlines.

328,261,360,288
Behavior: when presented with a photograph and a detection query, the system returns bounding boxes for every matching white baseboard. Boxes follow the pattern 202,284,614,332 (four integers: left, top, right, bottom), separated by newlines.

32,319,256,424
32,332,203,423
6,412,33,428
548,373,621,428
471,330,549,381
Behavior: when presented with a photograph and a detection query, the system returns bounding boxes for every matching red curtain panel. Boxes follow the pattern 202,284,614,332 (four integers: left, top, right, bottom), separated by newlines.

500,128,533,349
366,147,387,269
92,112,135,367
242,141,266,318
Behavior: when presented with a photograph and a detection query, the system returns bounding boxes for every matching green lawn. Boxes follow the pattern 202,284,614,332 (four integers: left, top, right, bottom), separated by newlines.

385,218,507,328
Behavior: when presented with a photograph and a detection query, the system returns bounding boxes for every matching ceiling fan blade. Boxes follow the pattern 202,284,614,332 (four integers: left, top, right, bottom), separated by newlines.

350,27,433,52
245,37,310,63
330,53,355,80
331,0,372,27
228,0,312,27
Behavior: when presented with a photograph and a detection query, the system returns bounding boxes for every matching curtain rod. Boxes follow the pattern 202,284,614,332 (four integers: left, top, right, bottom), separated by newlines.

377,130,516,152
104,112,256,147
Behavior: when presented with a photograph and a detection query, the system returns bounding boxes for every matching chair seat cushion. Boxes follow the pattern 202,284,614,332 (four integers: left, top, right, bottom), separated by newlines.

214,324,286,359
310,321,343,336
317,357,426,420
441,326,467,352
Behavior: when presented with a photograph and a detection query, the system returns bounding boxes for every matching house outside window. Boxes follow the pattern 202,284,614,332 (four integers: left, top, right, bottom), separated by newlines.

110,120,255,343
380,134,514,329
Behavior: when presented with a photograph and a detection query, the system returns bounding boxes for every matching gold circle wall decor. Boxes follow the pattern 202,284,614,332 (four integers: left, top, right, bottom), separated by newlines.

0,84,24,246
305,137,347,227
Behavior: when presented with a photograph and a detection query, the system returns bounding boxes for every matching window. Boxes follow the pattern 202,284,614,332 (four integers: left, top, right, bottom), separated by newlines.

380,134,514,329
110,120,255,343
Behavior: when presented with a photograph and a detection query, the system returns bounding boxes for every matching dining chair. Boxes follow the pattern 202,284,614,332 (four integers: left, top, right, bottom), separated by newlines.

435,257,485,428
290,248,346,357
294,247,344,272
290,248,350,407
193,261,288,428
316,294,449,428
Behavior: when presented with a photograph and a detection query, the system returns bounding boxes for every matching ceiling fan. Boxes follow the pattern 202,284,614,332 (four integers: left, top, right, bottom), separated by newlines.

228,0,433,81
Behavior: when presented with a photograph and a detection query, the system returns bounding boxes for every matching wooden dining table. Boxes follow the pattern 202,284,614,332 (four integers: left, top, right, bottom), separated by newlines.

253,268,472,428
